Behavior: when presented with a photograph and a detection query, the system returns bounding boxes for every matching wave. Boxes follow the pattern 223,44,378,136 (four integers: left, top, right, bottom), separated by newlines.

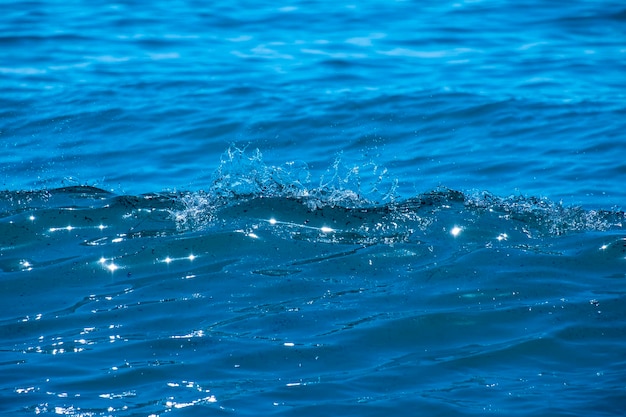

1,148,623,247
2,168,624,324
0,155,623,287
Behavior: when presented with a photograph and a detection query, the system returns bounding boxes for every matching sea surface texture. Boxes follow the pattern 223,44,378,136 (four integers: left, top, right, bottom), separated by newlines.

1,1,625,416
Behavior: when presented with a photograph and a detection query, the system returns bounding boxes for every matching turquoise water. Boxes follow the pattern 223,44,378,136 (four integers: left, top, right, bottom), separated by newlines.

1,1,625,416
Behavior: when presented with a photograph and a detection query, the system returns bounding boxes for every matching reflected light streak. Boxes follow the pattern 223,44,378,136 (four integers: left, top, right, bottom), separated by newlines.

49,224,110,233
267,217,336,234
159,254,198,264
98,257,119,272
450,226,462,237
171,330,205,339
165,395,217,408
49,226,74,232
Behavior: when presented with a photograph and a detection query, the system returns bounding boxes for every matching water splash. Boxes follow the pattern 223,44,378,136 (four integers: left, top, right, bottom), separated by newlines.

171,147,399,231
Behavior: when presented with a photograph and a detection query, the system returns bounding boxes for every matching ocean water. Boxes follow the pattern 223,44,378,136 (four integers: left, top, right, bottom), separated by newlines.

1,1,625,416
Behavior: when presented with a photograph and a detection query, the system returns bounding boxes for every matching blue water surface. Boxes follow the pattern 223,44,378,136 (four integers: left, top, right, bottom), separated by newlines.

1,1,625,416
2,0,625,205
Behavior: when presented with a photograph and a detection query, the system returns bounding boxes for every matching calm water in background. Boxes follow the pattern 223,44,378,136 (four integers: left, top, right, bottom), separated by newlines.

2,0,625,205
1,1,625,416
